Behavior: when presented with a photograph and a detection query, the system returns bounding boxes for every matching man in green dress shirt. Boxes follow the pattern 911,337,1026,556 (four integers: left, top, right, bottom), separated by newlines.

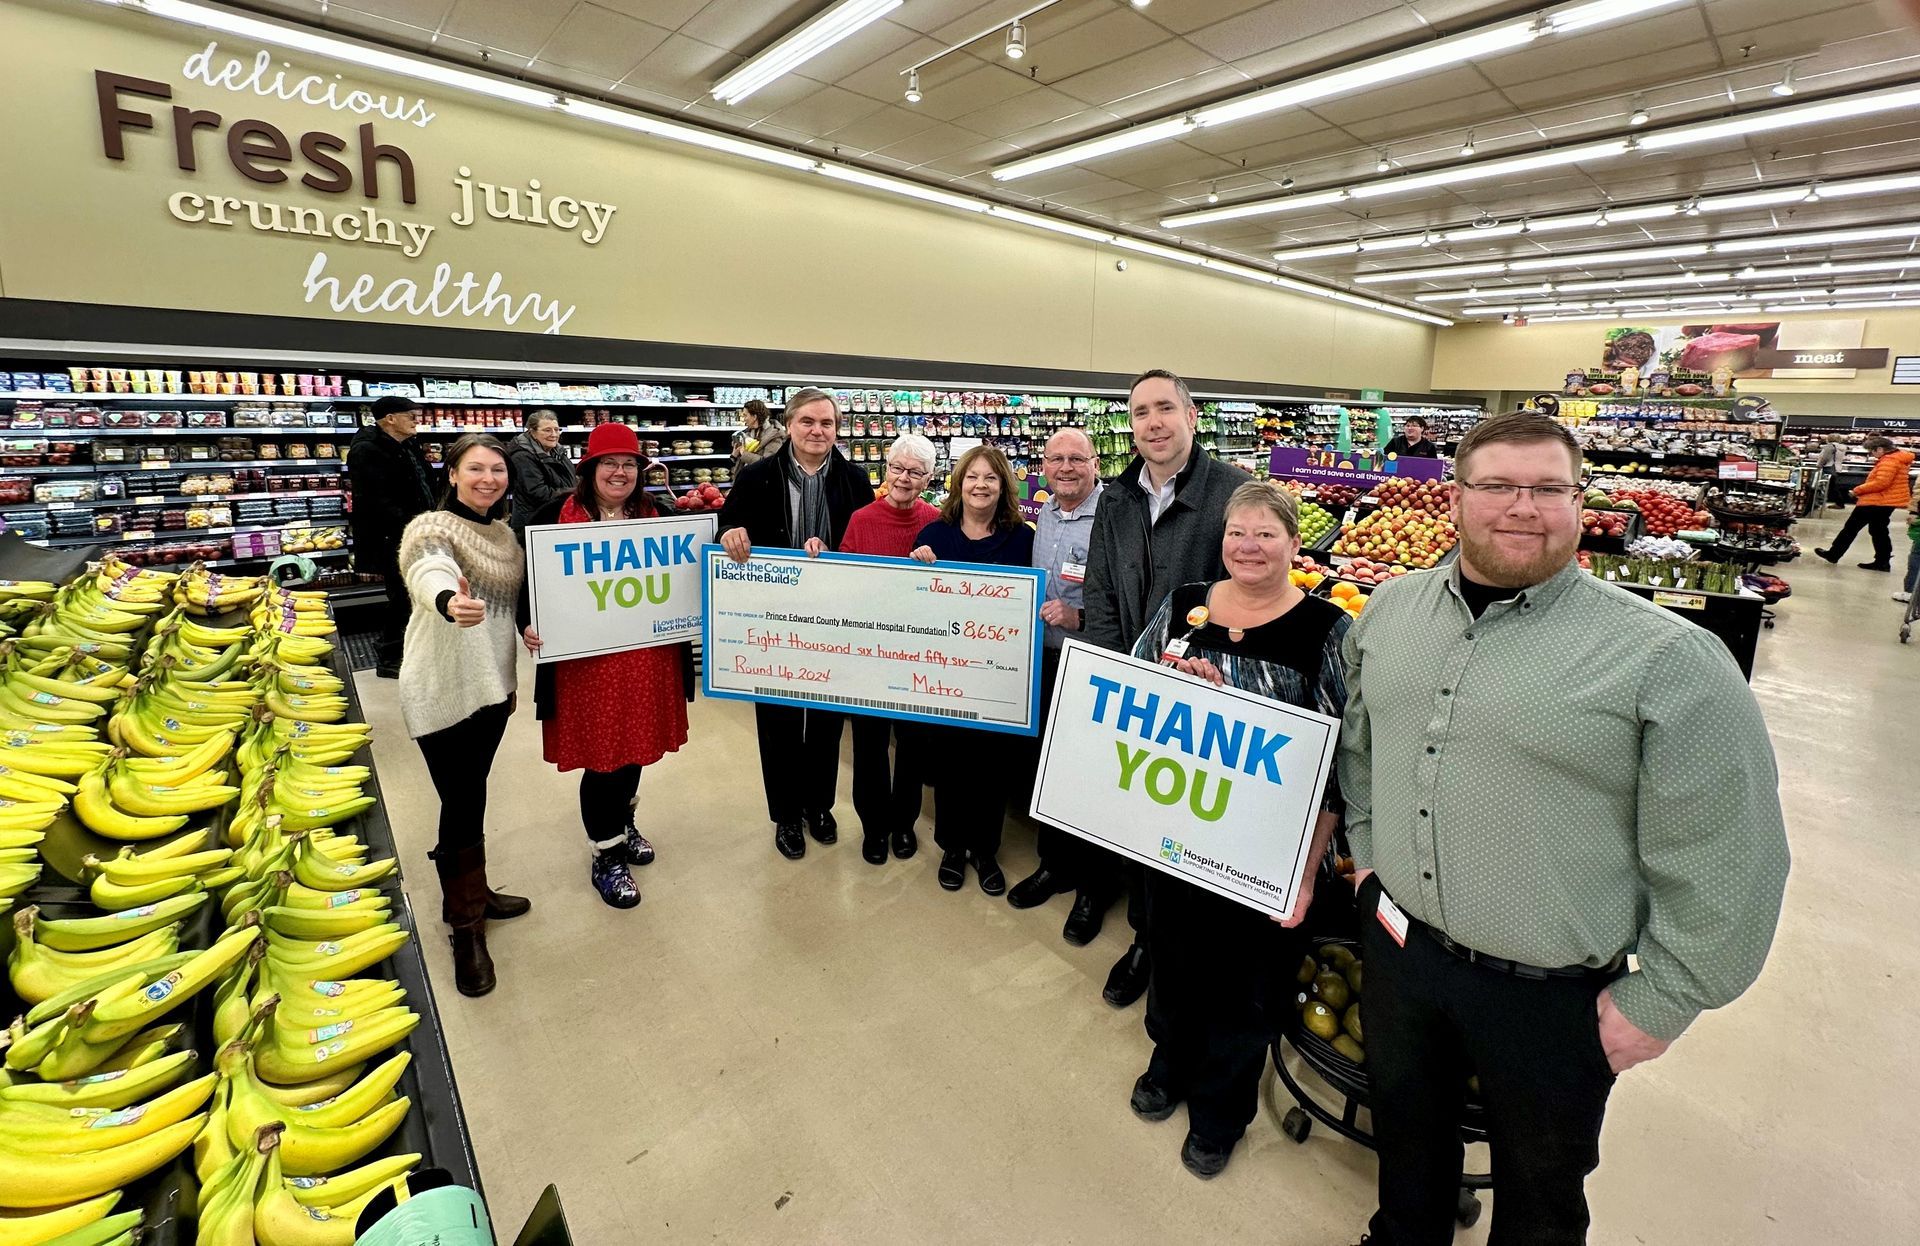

1338,410,1789,1245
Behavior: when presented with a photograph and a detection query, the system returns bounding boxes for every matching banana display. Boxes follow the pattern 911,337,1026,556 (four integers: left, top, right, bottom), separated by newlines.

0,562,425,1243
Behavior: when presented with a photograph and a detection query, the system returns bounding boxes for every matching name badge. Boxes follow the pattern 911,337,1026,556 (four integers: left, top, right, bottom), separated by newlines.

1060,561,1086,584
1161,637,1191,662
1375,888,1409,947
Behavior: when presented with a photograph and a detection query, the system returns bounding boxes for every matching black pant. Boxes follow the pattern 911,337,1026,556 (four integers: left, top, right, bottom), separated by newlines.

753,703,844,824
579,764,643,849
373,544,410,671
1828,503,1895,564
922,724,1009,860
1359,877,1618,1246
851,716,920,842
415,699,513,868
1143,872,1303,1143
1023,647,1142,927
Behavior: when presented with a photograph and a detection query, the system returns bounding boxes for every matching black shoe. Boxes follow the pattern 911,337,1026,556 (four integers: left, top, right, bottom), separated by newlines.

972,854,1006,896
620,822,656,867
1129,1072,1180,1122
861,834,888,865
374,664,400,679
590,851,640,909
891,827,918,860
484,889,532,921
937,849,966,891
806,809,838,845
1103,943,1150,1008
1062,890,1104,946
774,821,807,860
1006,866,1070,910
450,925,495,997
1858,561,1892,571
1179,1131,1235,1180
1815,547,1839,563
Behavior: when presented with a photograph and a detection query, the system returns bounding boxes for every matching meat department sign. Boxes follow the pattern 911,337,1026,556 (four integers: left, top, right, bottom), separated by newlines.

1599,320,1886,381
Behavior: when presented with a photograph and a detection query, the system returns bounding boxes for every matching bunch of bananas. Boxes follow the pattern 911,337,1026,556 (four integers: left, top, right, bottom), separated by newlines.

1,563,423,1242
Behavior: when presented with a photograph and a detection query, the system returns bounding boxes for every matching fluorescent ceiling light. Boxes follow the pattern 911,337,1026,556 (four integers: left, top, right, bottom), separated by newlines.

1765,282,1920,299
993,117,1197,182
560,100,817,170
1110,237,1209,266
1590,291,1753,306
1349,141,1626,199
1416,284,1555,302
710,0,902,106
1737,257,1920,279
1638,83,1920,151
1270,242,1364,261
1355,262,1509,284
1508,243,1710,272
985,206,1113,242
994,0,1678,181
817,164,987,213
1767,298,1920,311
1162,188,1347,228
1713,222,1920,253
1461,302,1592,313
1555,272,1732,292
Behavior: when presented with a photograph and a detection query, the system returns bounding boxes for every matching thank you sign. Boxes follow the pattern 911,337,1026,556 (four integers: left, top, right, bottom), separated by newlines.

1030,640,1340,921
524,515,714,662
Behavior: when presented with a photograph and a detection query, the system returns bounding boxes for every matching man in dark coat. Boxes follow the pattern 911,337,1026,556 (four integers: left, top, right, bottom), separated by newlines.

716,387,876,861
346,395,435,677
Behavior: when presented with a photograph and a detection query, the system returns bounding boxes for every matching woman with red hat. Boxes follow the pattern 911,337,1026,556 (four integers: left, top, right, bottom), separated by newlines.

517,422,694,908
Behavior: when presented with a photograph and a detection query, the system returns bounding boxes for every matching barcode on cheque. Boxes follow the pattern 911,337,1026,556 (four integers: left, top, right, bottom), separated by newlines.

753,688,980,720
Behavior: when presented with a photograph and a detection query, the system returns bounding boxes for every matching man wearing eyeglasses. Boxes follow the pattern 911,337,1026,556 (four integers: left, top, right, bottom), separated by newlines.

1006,429,1105,937
1338,410,1789,1246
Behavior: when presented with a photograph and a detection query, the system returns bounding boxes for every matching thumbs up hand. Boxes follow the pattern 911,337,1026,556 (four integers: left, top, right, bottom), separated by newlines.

447,575,488,628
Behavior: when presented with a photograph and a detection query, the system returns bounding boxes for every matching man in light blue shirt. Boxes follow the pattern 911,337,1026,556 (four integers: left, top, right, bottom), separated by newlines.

1008,429,1105,943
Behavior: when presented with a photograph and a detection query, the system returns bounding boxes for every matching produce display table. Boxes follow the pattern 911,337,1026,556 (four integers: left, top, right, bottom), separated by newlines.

1612,581,1765,678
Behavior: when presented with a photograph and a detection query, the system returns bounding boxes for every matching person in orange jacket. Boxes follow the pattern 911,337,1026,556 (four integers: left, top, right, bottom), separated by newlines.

1818,437,1915,571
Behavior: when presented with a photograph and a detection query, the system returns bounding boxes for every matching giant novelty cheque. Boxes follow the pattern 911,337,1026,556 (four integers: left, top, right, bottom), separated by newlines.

523,515,716,663
1030,639,1341,921
702,548,1045,735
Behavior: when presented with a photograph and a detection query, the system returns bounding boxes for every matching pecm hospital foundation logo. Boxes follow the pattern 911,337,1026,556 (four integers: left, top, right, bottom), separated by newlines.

1159,838,1184,866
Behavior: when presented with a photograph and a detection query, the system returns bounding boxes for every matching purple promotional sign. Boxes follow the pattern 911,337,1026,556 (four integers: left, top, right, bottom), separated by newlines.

1268,446,1448,488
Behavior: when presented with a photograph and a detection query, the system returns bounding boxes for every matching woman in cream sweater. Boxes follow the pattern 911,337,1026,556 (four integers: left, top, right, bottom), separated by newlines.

398,432,528,998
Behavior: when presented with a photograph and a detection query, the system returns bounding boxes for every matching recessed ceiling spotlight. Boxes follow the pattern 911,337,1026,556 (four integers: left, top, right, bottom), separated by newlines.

1773,63,1796,97
904,69,921,104
1376,151,1391,173
1006,20,1026,60
1460,131,1476,157
1629,96,1650,127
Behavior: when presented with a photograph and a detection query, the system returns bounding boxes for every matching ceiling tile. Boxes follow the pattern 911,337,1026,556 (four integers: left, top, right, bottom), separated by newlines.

949,85,1092,137
679,0,825,51
998,108,1128,155
533,5,672,82
1145,0,1273,37
833,37,963,104
906,63,1037,123
620,31,740,100
1710,5,1903,60
762,84,892,136
437,0,568,58
1336,90,1527,144
872,121,994,166
1091,145,1243,189
1224,9,1427,84
1476,11,1712,89
333,0,453,32
1498,44,1728,112
1186,0,1402,61
1307,65,1493,127
595,0,709,28
1182,108,1331,156
821,104,944,153
772,17,928,93
1049,39,1227,110
1014,8,1171,82
889,0,1009,39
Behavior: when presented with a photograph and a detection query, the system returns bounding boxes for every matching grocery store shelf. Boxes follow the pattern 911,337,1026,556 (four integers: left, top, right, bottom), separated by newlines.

0,425,357,436
4,488,344,515
38,519,341,547
0,390,341,402
651,453,730,462
205,547,353,568
402,397,772,409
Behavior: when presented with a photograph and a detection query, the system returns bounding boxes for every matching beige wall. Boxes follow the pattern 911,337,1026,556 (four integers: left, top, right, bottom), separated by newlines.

0,0,1439,393
1432,310,1920,411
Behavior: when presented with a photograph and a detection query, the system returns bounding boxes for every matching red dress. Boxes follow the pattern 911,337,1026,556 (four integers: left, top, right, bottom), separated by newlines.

541,496,691,773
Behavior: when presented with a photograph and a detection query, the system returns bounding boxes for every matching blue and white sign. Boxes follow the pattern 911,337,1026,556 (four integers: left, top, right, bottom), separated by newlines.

1029,639,1340,920
701,547,1045,735
523,515,715,663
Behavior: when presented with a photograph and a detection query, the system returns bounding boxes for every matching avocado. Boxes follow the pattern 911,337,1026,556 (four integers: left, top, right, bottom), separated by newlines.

1313,971,1351,1012
1331,1035,1366,1064
1323,944,1357,972
1302,1001,1340,1040
1343,1004,1363,1044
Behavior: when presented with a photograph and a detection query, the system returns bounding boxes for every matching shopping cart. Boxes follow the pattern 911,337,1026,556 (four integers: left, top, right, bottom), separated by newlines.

1267,936,1491,1230
1901,579,1917,644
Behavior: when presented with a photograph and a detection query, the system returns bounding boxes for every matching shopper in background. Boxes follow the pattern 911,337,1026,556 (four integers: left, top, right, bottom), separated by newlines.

908,444,1035,895
1006,428,1105,939
1382,415,1440,459
506,409,576,536
1815,435,1847,508
1127,481,1347,1180
347,395,434,679
732,399,787,472
396,433,530,999
1816,435,1914,570
1896,492,1920,604
518,423,691,909
717,387,874,861
1339,410,1790,1246
837,433,940,864
1080,368,1253,1009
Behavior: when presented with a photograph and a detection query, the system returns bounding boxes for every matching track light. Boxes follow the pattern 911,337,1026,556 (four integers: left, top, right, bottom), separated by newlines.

1629,97,1649,126
1683,197,1701,216
1418,230,1435,248
904,69,921,104
1773,64,1796,97
1207,183,1219,204
1805,181,1822,202
1376,151,1391,173
1006,20,1026,60
1460,131,1476,157
1595,206,1610,227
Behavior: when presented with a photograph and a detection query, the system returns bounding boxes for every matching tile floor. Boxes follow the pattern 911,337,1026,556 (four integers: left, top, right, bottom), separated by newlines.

356,513,1918,1244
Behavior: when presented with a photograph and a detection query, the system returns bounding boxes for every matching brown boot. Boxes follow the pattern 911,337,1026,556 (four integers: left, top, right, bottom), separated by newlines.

438,844,532,923
439,847,497,998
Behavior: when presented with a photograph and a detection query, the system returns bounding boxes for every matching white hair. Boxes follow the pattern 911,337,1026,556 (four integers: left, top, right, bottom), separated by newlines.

888,433,937,473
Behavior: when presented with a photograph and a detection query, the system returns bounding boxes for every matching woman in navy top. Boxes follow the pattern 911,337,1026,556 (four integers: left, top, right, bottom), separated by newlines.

909,444,1035,895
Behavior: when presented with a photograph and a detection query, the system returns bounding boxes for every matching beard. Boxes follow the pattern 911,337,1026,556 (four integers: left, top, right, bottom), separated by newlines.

1457,527,1578,587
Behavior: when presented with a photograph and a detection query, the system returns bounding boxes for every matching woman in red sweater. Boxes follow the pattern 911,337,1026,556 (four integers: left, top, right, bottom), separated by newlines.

836,433,940,863
517,423,692,908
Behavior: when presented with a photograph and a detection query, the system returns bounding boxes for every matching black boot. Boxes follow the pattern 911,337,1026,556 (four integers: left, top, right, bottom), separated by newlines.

439,845,497,997
450,924,496,998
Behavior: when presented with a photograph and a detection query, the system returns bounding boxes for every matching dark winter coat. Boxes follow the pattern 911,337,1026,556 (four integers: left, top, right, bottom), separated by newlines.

715,444,874,552
345,425,434,564
506,432,577,534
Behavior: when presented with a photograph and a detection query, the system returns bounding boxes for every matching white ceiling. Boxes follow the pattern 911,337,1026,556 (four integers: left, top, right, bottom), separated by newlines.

237,0,1920,315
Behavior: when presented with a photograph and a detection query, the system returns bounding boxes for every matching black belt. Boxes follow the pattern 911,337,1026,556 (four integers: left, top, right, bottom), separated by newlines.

1422,922,1622,981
